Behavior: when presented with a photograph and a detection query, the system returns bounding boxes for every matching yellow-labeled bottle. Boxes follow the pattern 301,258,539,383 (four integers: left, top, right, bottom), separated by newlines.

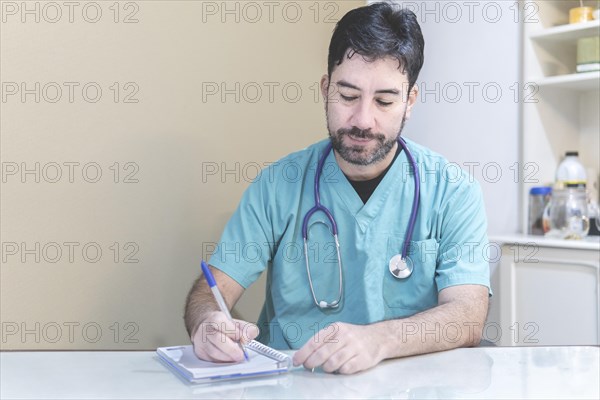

555,151,587,189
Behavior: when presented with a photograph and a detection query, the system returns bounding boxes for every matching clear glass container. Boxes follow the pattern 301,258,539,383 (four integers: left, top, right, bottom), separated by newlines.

543,188,590,240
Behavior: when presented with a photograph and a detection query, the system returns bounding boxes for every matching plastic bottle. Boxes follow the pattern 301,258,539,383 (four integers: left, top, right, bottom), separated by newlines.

555,151,587,189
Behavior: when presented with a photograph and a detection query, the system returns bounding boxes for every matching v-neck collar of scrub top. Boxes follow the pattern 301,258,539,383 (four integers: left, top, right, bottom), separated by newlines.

325,145,409,233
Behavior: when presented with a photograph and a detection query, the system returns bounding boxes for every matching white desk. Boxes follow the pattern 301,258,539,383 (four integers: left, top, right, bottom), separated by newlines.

1,346,598,399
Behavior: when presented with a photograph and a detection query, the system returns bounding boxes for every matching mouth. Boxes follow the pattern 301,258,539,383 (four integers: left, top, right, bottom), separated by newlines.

345,134,374,146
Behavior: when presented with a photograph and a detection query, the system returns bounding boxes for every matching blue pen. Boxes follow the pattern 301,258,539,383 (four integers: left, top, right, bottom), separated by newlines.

201,260,249,362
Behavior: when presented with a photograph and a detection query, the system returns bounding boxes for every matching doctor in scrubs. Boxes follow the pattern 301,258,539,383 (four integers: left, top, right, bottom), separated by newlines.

185,3,490,375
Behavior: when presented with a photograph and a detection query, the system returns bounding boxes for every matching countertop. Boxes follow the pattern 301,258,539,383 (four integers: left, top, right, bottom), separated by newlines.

1,346,598,399
489,234,600,250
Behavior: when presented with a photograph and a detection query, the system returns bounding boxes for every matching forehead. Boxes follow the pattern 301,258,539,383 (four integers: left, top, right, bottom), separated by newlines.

331,52,409,88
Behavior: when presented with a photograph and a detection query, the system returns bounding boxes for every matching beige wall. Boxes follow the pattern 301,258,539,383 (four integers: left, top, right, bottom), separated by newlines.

0,0,364,350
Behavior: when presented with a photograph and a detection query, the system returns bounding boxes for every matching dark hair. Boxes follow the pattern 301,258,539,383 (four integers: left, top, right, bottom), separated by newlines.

327,3,425,92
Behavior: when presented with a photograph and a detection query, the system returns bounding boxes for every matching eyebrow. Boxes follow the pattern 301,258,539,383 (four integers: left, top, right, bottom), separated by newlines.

335,80,400,95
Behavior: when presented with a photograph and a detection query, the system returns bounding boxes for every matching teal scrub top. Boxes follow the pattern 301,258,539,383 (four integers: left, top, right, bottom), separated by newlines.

209,138,491,350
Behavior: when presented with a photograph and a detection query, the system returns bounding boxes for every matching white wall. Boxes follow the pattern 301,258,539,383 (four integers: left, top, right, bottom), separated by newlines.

386,0,522,235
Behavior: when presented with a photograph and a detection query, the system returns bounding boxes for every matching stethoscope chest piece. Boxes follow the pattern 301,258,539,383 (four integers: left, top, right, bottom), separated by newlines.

389,254,413,279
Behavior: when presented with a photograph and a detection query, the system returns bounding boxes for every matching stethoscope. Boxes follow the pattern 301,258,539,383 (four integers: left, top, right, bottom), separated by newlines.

302,137,420,309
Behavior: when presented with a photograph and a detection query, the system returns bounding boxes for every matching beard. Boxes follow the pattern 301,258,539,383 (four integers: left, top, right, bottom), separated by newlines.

327,110,407,166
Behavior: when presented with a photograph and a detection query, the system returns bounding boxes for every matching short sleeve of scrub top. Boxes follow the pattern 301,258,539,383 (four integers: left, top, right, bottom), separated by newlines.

207,167,276,289
209,138,491,350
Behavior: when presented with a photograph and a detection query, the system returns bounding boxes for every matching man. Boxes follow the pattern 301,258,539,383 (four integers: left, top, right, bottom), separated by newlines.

185,3,490,375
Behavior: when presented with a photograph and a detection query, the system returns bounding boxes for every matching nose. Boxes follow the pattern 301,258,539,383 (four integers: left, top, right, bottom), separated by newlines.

349,99,375,131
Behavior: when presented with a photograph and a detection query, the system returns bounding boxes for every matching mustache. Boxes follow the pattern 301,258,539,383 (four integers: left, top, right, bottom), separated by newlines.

336,127,385,141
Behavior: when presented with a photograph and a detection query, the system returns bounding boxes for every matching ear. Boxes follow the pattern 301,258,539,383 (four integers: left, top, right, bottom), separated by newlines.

320,74,330,104
404,84,419,120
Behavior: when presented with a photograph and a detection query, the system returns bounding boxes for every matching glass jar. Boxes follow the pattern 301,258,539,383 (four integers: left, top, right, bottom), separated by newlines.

543,188,590,239
528,187,552,235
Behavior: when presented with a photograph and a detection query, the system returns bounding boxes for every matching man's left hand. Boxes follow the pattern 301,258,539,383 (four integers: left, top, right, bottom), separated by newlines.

292,322,385,374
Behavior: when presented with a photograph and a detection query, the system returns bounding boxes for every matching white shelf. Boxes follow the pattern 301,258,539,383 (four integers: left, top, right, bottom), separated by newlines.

532,71,600,90
519,2,599,234
530,20,600,43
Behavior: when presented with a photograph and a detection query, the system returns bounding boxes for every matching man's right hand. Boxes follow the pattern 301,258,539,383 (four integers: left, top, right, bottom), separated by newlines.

191,311,259,363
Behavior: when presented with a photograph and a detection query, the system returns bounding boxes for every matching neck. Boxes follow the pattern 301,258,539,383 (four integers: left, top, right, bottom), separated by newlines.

334,141,398,181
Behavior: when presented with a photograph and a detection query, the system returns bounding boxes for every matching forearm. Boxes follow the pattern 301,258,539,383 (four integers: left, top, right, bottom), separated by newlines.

183,276,220,339
376,285,489,360
183,265,245,339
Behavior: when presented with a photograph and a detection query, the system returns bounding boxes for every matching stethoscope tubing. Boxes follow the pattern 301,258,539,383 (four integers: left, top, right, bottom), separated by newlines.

301,137,419,308
302,142,338,239
397,138,420,260
303,138,419,259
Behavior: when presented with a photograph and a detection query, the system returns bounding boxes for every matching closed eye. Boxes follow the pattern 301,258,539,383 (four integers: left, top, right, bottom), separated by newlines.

376,100,393,107
340,95,358,102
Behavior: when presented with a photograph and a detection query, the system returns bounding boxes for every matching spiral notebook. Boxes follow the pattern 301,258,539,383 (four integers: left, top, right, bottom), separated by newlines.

156,341,292,384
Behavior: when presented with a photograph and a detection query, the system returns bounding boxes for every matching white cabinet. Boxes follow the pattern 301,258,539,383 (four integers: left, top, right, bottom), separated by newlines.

495,236,599,346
